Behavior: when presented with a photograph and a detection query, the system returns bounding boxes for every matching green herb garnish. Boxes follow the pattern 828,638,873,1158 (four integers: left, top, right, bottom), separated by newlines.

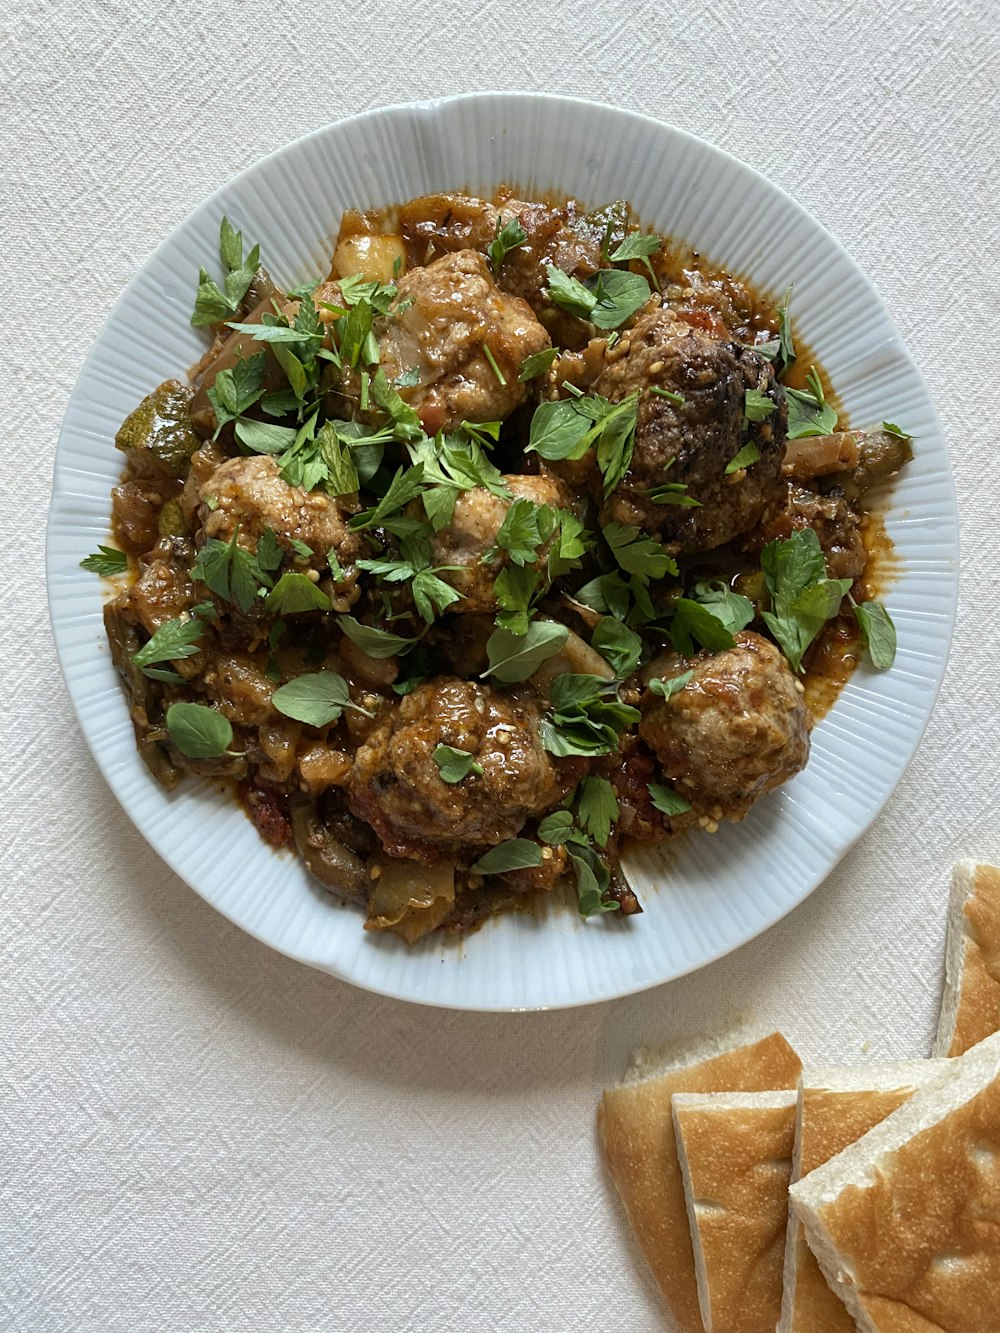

648,783,692,816
81,545,128,576
471,840,543,875
850,596,897,669
271,671,373,727
191,217,260,327
432,745,485,784
166,702,235,758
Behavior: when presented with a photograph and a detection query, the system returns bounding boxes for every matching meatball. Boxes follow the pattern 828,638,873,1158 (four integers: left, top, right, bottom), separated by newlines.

398,192,604,340
195,455,362,593
430,471,579,613
348,678,565,860
748,482,866,582
374,250,550,435
640,631,811,819
594,310,786,553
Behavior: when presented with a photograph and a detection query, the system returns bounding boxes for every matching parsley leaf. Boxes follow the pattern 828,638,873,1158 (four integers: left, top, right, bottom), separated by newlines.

208,351,267,434
415,570,463,623
587,269,651,330
760,528,852,671
578,775,620,848
264,573,331,615
316,422,360,496
191,528,271,614
271,671,372,727
256,527,284,573
471,840,544,874
484,621,569,683
518,347,558,382
785,366,838,439
777,286,796,372
335,298,376,369
493,498,549,567
689,579,755,635
547,510,591,579
350,463,426,530
591,393,640,496
337,615,421,659
726,441,762,475
433,744,484,783
851,597,897,669
166,702,235,758
372,367,423,441
603,522,676,583
881,421,911,441
648,670,694,699
81,544,128,576
648,782,692,816
488,215,528,271
609,231,662,282
132,616,204,675
639,481,700,507
191,216,260,327
591,618,643,678
670,598,738,655
545,265,596,320
742,391,775,425
541,674,640,757
494,565,543,635
570,844,619,916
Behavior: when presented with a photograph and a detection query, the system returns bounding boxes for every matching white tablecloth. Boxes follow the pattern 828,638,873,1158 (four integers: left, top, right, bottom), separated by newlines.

3,2,998,1328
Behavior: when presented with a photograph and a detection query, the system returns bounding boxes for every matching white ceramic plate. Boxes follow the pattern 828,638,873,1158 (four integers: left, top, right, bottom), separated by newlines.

47,93,958,1011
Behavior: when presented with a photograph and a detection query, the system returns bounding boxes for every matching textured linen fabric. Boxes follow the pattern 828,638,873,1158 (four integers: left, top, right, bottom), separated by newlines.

2,2,999,1329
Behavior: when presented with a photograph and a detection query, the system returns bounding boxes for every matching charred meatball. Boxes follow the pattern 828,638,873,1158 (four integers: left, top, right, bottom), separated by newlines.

430,471,580,613
640,631,811,819
594,310,786,553
373,249,550,435
195,455,362,599
348,677,566,860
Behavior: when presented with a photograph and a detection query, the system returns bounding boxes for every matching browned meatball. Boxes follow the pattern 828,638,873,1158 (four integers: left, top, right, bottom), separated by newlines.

195,455,362,597
594,310,786,553
374,249,550,435
398,192,604,342
747,481,867,582
348,677,565,860
430,471,579,613
640,631,811,819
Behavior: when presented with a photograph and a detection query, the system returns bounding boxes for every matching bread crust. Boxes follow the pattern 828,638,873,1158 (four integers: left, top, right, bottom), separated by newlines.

939,862,1000,1058
789,1032,1000,1333
673,1091,796,1333
597,1032,801,1333
779,1063,948,1333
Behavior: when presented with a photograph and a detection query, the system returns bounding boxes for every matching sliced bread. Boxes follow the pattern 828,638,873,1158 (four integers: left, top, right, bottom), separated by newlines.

934,860,1000,1057
598,1031,801,1333
672,1090,797,1333
776,1060,950,1333
789,1030,1000,1333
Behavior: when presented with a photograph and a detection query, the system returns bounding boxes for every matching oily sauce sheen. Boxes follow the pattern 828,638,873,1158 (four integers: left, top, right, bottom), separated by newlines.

334,188,891,723
98,185,907,941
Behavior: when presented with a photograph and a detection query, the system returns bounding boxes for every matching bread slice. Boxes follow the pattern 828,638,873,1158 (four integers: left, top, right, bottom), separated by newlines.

934,860,1000,1057
777,1061,951,1333
789,1030,1000,1332
672,1090,797,1333
598,1031,801,1333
